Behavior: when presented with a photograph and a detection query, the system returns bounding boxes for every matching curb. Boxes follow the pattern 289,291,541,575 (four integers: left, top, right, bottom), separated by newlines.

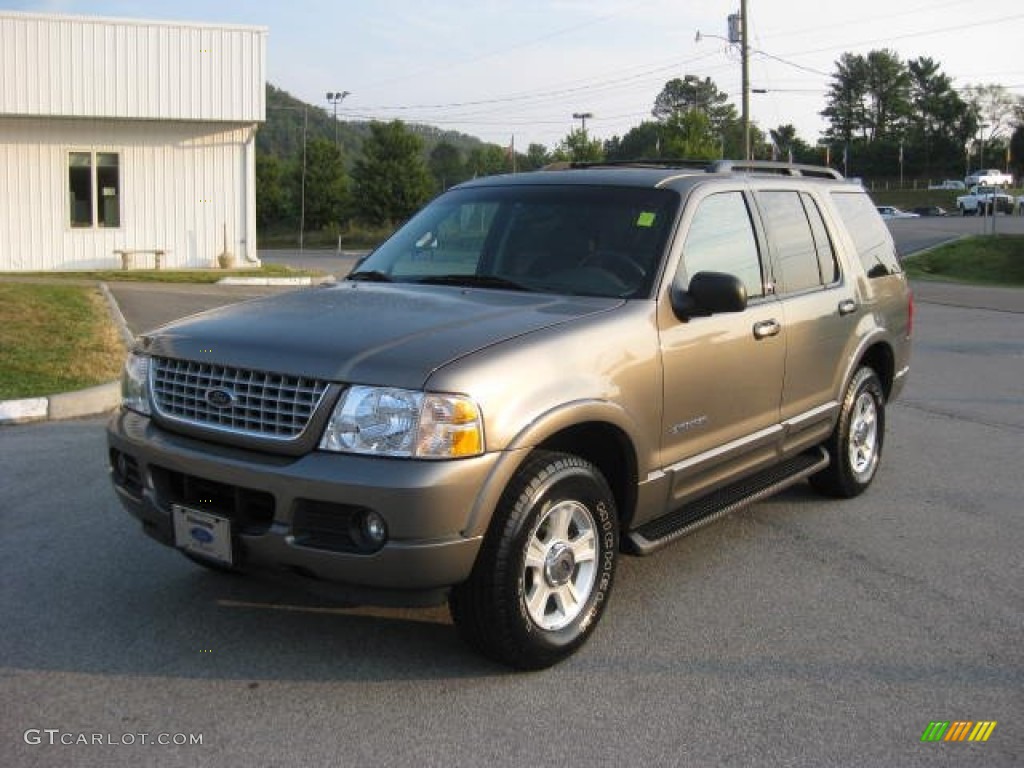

216,276,336,286
0,381,121,425
0,281,133,426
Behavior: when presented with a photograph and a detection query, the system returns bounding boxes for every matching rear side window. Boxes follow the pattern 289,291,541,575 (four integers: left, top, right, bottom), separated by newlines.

803,195,839,284
757,191,822,294
757,190,840,293
681,191,764,298
830,191,902,278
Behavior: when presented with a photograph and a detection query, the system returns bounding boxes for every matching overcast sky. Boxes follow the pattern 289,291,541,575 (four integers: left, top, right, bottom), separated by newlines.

8,0,1023,149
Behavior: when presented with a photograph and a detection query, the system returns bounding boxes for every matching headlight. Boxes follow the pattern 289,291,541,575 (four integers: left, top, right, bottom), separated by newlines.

122,352,151,415
319,385,483,459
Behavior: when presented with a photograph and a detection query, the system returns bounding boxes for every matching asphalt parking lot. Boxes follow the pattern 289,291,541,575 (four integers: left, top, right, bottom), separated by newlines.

1,223,1022,767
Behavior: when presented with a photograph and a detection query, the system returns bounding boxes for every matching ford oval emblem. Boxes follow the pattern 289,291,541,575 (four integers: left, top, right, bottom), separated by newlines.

190,526,214,544
205,388,235,408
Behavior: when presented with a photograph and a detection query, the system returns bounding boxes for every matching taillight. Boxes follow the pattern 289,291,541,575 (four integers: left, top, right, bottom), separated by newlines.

906,290,914,338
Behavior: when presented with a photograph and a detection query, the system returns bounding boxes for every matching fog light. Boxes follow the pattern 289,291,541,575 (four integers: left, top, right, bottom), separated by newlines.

110,449,128,483
360,511,388,547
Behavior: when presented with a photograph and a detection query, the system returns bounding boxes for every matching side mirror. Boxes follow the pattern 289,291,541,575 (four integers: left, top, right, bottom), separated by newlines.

671,271,748,319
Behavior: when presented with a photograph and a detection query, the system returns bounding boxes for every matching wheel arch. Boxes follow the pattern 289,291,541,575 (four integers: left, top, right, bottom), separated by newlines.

464,403,642,540
857,341,896,400
534,421,638,532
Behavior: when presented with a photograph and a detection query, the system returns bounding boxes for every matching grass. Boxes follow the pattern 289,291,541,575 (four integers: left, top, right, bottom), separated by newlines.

870,187,1022,211
259,224,394,250
0,283,126,399
0,263,321,284
902,235,1024,286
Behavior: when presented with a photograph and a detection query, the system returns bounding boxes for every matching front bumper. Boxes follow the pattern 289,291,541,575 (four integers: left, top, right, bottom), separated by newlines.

106,410,499,603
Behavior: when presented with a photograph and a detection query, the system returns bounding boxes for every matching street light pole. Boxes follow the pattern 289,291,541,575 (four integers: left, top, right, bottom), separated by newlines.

326,91,350,150
572,112,593,134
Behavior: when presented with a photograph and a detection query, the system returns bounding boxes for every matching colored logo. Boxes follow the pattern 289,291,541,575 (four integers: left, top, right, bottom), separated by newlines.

921,721,997,742
189,527,214,544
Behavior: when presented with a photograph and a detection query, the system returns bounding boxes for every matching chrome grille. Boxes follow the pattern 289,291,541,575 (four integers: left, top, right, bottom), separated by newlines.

150,357,330,440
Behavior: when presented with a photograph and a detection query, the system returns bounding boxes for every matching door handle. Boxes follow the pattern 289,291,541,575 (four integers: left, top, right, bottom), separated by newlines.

753,319,781,339
838,299,857,316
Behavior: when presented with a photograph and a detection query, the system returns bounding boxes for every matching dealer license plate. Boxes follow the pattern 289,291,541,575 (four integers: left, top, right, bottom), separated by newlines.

172,504,233,566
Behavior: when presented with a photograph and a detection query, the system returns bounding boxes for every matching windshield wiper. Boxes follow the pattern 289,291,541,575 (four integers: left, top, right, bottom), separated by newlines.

416,274,528,291
346,270,392,283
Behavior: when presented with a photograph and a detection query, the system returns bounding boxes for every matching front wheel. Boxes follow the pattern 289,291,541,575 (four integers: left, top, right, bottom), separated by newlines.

810,367,885,498
450,451,618,670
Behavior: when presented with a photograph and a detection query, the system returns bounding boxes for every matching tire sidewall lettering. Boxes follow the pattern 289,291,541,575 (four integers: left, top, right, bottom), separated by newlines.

516,470,617,647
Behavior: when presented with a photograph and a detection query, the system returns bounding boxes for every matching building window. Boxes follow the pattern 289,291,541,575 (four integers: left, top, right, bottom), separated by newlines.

68,151,120,228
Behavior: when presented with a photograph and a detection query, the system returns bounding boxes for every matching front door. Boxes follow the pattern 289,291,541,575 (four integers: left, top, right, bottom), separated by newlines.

658,189,786,506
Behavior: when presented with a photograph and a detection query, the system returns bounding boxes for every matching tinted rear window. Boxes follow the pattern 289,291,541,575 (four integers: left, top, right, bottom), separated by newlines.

830,191,902,278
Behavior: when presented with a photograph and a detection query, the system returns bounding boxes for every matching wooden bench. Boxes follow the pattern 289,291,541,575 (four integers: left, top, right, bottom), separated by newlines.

116,249,167,270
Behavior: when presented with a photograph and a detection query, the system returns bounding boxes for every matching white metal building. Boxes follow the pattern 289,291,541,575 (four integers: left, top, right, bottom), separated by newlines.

0,11,266,271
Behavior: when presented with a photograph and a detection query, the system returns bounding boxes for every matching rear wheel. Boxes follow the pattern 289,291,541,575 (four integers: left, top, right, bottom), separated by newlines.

450,451,618,670
810,367,885,498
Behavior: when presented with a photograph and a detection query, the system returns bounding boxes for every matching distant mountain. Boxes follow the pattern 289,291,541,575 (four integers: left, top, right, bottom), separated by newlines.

258,83,498,166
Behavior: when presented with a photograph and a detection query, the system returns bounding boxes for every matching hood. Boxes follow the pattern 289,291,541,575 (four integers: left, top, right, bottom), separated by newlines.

140,283,623,389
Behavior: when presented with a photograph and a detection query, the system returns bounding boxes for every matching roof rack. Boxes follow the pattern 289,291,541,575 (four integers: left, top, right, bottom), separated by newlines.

707,160,844,179
540,159,710,172
541,158,845,180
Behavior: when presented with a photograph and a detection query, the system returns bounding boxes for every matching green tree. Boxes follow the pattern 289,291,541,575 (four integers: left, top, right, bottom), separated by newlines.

465,145,510,177
906,57,974,176
522,143,551,170
863,50,912,142
255,153,291,231
352,121,434,227
299,138,350,231
605,122,663,160
966,84,1019,167
653,76,734,132
552,129,604,163
661,111,719,160
651,77,738,158
1010,125,1024,180
428,141,465,192
769,124,798,161
822,52,870,144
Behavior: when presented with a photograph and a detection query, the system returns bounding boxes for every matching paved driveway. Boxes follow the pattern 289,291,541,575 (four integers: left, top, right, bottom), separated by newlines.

1,293,1021,767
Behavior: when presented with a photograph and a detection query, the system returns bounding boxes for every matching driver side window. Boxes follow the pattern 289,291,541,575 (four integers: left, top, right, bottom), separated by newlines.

680,192,765,299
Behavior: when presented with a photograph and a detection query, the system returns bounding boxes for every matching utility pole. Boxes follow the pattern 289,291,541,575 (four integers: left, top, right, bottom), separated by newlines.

740,0,750,160
721,3,750,159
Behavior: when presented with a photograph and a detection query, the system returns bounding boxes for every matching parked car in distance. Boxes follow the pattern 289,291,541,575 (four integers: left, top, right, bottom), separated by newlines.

964,168,1013,187
928,180,966,191
910,206,950,217
956,185,1015,215
876,206,920,220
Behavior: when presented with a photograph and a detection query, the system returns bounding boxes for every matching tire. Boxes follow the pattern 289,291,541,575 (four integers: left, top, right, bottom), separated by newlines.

810,367,885,498
449,450,618,670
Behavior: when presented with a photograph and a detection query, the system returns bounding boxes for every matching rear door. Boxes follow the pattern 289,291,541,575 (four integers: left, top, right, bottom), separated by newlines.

753,188,859,453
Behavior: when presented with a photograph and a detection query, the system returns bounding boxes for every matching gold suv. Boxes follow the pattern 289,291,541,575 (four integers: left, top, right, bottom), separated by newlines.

108,160,912,669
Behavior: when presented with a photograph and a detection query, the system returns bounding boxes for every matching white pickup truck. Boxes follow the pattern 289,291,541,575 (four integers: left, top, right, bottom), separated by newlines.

956,185,1015,215
964,168,1013,187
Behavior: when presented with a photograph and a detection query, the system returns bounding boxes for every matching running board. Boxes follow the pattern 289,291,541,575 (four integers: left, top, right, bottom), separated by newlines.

625,447,830,556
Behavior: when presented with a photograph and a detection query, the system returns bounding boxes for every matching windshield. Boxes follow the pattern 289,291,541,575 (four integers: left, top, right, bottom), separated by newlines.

349,184,679,298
